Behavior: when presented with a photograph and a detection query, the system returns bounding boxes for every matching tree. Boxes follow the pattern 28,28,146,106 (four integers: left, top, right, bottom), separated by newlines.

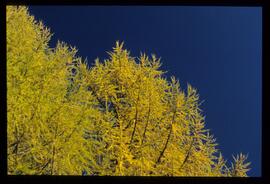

7,6,103,175
7,6,251,176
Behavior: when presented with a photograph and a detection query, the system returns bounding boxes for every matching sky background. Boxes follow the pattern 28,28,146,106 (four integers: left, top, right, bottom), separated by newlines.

28,6,262,176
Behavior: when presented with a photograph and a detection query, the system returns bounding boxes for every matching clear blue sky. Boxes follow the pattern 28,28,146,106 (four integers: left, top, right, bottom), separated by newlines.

28,6,262,176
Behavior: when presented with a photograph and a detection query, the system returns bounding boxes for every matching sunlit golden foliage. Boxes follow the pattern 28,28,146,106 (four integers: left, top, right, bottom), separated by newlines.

7,6,102,175
7,6,251,176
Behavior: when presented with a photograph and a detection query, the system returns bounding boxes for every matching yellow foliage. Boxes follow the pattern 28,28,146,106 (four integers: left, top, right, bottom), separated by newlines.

7,6,251,176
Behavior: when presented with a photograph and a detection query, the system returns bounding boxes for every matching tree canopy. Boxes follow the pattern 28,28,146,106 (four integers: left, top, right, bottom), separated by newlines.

7,6,251,176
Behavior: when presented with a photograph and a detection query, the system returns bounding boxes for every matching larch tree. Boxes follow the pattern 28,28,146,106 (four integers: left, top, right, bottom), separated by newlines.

7,6,251,176
7,6,103,175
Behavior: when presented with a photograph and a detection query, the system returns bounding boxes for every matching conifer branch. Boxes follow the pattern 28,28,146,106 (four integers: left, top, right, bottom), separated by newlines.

156,109,177,164
130,88,141,143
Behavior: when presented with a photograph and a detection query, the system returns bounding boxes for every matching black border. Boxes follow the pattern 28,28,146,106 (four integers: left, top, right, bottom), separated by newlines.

2,0,269,184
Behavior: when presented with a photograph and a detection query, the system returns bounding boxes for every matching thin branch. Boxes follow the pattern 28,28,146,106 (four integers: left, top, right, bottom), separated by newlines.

123,119,133,130
180,137,195,170
50,112,59,175
156,123,172,164
130,89,140,143
156,109,176,164
36,159,51,174
50,146,55,175
142,102,151,144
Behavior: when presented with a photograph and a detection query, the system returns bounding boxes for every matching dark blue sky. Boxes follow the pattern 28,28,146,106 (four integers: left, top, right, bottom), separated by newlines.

28,6,262,176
